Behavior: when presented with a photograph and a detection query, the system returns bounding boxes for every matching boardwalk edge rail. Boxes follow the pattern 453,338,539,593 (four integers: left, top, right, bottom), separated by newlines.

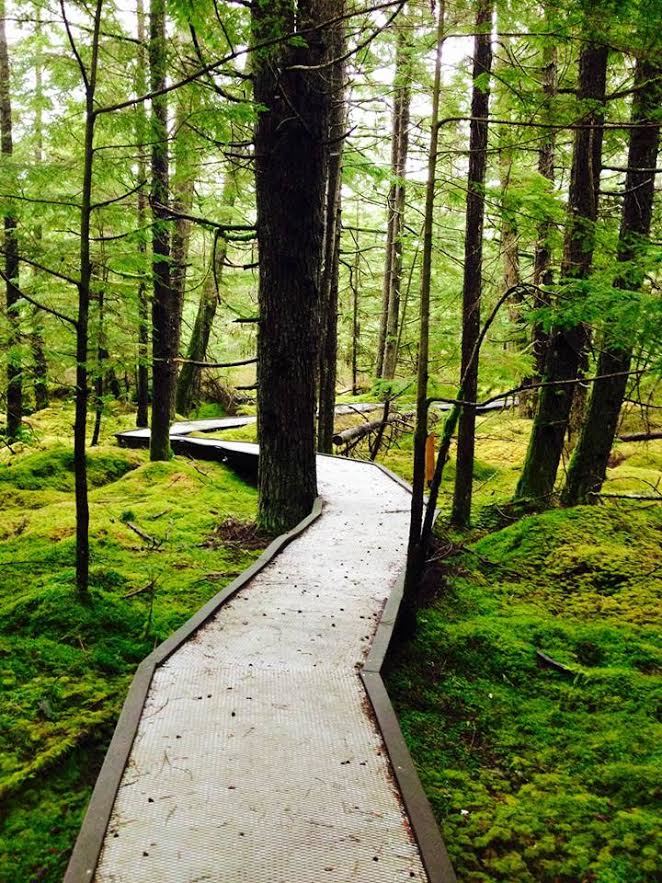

64,440,456,882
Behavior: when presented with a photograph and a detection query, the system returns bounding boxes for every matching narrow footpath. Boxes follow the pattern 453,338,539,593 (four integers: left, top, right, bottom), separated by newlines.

66,434,454,883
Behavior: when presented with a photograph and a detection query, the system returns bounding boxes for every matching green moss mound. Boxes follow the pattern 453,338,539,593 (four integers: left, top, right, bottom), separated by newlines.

0,445,141,493
388,504,661,882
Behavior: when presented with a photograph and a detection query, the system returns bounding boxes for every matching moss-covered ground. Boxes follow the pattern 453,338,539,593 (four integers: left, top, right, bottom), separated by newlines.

381,407,662,882
0,404,262,882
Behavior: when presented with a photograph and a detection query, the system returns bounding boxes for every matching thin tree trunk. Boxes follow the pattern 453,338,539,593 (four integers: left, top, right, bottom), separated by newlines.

520,42,557,418
175,169,238,415
562,59,660,505
450,0,494,527
170,92,198,416
74,0,104,598
317,10,346,453
403,0,445,604
382,16,412,380
135,0,149,428
30,305,48,410
31,9,48,411
0,2,21,440
499,150,521,346
90,281,105,448
149,0,173,461
252,0,335,533
515,40,608,505
351,223,360,396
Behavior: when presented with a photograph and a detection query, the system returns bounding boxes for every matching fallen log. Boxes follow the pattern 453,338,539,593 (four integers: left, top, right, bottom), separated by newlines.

332,411,414,446
618,431,662,442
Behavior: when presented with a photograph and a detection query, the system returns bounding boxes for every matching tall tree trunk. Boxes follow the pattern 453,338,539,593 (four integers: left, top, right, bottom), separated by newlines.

450,0,494,527
252,0,335,533
90,277,106,448
562,59,660,505
0,2,21,440
499,150,521,345
520,42,557,418
175,168,238,415
170,91,199,416
515,40,608,505
135,0,149,428
351,220,361,396
382,16,412,380
30,305,48,410
149,0,173,461
404,0,445,604
74,0,103,598
317,8,346,453
31,8,48,411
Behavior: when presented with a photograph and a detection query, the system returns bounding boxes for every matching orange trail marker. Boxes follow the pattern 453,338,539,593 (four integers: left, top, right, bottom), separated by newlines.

425,433,437,486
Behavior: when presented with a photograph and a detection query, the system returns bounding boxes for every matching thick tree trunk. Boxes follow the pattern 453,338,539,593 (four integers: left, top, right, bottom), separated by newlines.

317,11,346,453
562,59,660,505
149,0,173,460
520,43,557,418
0,3,21,440
382,18,412,380
252,0,335,533
175,170,237,415
135,0,149,428
515,40,608,505
450,0,494,527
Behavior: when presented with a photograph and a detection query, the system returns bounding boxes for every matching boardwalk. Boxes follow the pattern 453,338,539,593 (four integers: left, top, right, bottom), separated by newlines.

66,439,454,883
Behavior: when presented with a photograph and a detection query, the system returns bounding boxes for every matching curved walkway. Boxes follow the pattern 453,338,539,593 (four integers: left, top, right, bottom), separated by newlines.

65,433,455,883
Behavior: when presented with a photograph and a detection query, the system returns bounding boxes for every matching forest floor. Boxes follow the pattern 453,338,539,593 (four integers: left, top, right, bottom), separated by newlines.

382,408,661,882
0,401,660,881
0,404,264,882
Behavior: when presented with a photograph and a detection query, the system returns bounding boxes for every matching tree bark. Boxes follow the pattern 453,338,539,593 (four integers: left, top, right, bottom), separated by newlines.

148,0,173,461
515,40,608,505
0,1,21,440
562,59,660,506
135,0,149,428
175,168,238,415
252,0,336,533
317,8,346,453
450,0,494,528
